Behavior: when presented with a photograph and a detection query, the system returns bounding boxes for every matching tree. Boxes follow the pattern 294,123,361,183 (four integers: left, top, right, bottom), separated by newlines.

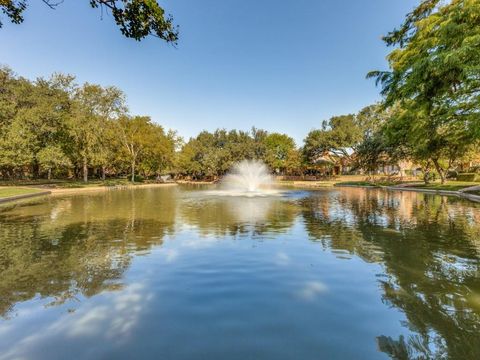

0,0,178,42
70,83,126,182
303,114,363,165
117,115,167,182
0,66,181,181
368,0,480,183
0,71,73,178
263,133,296,174
37,145,71,179
0,68,33,177
383,103,473,184
138,127,177,178
353,104,403,176
176,128,301,180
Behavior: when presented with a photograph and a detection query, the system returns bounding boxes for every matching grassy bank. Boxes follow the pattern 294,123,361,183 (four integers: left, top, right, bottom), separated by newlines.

0,187,45,199
0,180,177,202
0,178,154,189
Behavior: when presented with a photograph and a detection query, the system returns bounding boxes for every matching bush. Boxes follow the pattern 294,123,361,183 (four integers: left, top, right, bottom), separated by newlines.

424,171,437,183
456,173,480,182
468,165,480,173
446,170,458,179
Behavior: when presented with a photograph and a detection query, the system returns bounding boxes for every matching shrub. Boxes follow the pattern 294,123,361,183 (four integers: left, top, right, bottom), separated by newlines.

446,170,458,179
456,173,480,182
423,171,437,183
468,165,480,173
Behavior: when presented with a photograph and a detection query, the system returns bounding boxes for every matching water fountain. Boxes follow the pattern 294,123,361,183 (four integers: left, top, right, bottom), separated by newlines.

209,160,282,197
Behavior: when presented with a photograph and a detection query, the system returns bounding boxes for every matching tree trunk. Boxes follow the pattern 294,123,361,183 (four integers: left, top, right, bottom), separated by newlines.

432,158,446,184
32,161,40,179
102,166,106,181
131,161,135,182
83,157,88,183
48,168,52,180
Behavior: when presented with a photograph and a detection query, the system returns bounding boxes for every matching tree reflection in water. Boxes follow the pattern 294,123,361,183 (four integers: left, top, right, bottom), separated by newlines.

0,187,177,318
0,186,480,359
300,188,480,359
179,195,298,237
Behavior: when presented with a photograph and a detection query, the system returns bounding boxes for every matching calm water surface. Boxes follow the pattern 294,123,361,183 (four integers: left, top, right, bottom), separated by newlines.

1,186,480,359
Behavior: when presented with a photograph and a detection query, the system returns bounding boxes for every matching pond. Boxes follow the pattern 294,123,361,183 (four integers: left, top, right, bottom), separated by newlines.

1,186,479,359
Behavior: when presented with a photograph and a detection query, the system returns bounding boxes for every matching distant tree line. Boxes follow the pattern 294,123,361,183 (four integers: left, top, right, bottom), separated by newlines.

177,128,302,180
0,67,305,182
0,67,177,182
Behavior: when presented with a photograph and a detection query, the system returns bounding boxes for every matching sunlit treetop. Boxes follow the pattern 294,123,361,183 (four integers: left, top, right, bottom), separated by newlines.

368,0,480,110
368,0,480,117
0,0,179,43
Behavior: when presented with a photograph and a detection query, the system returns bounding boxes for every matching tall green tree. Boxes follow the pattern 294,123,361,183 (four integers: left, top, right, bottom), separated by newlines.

37,145,71,180
70,83,126,182
368,0,480,183
117,115,171,182
263,133,296,174
303,114,363,166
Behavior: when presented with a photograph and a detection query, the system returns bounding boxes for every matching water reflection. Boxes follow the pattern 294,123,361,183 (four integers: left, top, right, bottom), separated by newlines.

0,187,177,318
179,194,298,236
301,188,480,359
0,186,479,359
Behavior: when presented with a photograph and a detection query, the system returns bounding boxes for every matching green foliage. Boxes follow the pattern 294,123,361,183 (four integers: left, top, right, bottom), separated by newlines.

177,128,301,179
37,145,71,179
1,0,178,42
367,0,480,184
303,113,372,165
457,173,480,182
0,66,177,181
117,115,175,182
263,133,296,173
0,0,25,27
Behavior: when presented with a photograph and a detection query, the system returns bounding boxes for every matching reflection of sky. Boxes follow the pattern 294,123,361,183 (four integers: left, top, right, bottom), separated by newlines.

297,281,328,301
0,282,153,360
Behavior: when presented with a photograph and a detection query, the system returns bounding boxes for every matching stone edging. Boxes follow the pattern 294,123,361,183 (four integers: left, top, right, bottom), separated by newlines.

335,184,480,203
384,186,480,203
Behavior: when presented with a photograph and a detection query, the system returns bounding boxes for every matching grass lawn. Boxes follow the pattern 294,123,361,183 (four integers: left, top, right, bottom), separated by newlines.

44,179,134,189
0,178,139,189
0,187,44,199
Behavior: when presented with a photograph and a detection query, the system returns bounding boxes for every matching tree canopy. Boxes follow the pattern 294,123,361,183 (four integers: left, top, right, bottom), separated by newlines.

177,129,302,180
0,0,179,42
366,0,480,183
303,114,364,164
0,66,177,182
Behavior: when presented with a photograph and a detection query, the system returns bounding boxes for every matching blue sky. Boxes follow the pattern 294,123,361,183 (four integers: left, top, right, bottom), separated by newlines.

1,0,418,145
